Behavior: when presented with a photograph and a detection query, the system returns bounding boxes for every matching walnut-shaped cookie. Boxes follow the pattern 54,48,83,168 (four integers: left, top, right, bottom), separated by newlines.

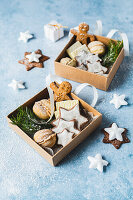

34,129,56,148
70,22,95,45
33,99,53,120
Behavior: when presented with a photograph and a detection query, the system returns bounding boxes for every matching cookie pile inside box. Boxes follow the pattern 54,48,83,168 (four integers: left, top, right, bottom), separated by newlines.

60,22,123,75
10,81,94,156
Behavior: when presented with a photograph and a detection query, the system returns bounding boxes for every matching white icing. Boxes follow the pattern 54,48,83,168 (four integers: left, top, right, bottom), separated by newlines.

59,104,88,130
87,62,107,73
57,129,74,147
26,52,41,63
110,94,128,109
76,50,101,65
104,123,124,141
76,50,107,74
52,119,80,135
87,154,108,173
8,79,25,90
18,31,33,43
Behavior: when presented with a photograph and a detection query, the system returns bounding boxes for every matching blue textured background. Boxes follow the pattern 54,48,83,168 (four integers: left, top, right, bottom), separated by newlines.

0,0,133,199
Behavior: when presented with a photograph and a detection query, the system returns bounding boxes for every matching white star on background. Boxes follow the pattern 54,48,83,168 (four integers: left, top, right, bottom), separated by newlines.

87,154,108,173
104,123,124,141
26,52,41,62
8,79,25,90
57,129,74,147
18,31,33,43
110,94,128,109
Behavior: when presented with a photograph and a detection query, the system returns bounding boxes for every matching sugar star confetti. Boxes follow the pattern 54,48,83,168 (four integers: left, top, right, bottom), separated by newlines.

87,154,108,173
8,79,25,90
110,94,128,109
18,31,33,43
57,129,74,146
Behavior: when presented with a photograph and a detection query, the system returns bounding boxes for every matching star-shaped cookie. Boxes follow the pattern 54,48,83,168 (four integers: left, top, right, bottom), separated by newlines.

110,94,128,109
8,79,25,90
52,118,80,135
102,123,130,149
18,31,33,43
87,154,108,173
18,49,49,71
59,104,88,130
57,129,74,147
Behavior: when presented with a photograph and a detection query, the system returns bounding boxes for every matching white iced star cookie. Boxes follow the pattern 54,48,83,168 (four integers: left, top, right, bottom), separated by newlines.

104,123,124,141
8,79,25,90
59,104,88,130
52,118,80,135
87,154,108,173
110,94,128,109
18,31,33,43
25,51,42,62
57,129,74,146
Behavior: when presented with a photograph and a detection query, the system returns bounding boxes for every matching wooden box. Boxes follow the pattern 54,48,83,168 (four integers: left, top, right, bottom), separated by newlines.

7,87,102,166
55,35,124,91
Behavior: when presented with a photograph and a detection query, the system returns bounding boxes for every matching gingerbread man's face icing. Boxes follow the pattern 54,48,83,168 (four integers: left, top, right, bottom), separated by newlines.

70,22,95,45
79,23,89,34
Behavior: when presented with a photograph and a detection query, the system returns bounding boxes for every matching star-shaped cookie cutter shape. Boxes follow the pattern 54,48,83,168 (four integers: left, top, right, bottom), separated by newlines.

18,49,49,71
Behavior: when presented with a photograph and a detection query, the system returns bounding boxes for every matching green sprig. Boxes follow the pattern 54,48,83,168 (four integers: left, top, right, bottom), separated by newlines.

10,107,53,138
102,40,123,67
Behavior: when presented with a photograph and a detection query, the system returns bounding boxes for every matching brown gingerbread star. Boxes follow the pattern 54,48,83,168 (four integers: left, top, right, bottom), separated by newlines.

102,123,130,149
18,49,49,71
71,22,95,45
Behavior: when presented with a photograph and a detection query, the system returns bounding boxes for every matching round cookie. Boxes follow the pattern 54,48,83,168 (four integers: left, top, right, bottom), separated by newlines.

88,41,105,55
33,99,53,120
34,129,56,148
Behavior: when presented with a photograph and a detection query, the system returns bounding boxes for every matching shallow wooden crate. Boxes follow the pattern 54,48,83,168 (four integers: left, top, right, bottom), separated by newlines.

7,87,102,166
55,35,124,91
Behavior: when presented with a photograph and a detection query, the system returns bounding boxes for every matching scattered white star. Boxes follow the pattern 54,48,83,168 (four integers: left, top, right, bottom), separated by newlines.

104,123,124,141
18,30,33,43
57,129,74,147
8,79,25,90
25,51,41,62
87,154,108,173
110,94,128,109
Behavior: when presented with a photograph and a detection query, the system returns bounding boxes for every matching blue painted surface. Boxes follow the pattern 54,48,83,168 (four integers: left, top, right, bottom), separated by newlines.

0,0,133,199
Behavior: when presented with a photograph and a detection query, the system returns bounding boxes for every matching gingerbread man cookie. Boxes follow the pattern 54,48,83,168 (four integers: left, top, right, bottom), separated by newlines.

50,81,72,102
70,22,95,45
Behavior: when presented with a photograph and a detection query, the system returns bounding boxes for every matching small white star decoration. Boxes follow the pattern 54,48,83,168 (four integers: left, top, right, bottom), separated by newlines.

87,154,108,173
26,51,41,62
110,94,128,109
8,79,25,90
18,30,33,43
104,123,124,141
